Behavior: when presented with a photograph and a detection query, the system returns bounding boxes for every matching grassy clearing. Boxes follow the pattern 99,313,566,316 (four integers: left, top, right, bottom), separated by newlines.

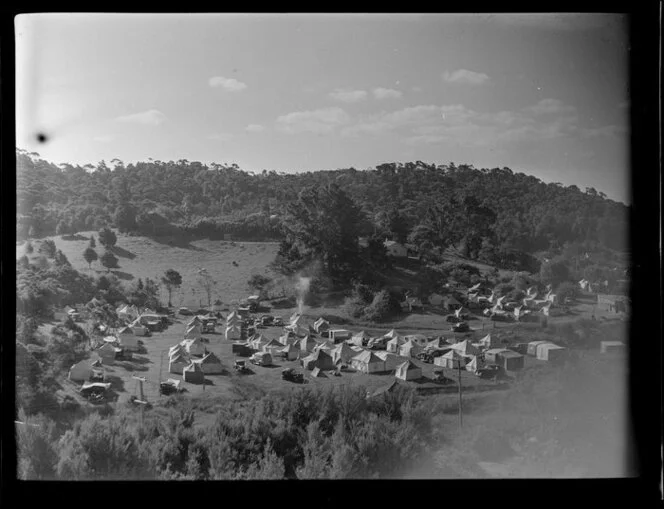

18,232,280,308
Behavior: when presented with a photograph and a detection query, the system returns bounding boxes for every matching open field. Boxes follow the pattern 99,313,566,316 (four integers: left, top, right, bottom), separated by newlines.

17,233,280,307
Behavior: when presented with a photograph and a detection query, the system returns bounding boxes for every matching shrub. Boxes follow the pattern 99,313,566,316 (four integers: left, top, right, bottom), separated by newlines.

362,289,401,322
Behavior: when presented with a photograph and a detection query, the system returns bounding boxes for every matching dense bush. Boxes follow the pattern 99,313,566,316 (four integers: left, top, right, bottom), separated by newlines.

362,289,402,322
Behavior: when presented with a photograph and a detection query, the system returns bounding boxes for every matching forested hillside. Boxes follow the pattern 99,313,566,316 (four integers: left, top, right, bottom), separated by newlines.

16,149,628,274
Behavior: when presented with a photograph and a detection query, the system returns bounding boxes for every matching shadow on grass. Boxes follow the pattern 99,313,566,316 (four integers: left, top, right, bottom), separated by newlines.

146,234,206,251
111,245,137,259
62,234,90,241
113,271,134,281
106,375,126,392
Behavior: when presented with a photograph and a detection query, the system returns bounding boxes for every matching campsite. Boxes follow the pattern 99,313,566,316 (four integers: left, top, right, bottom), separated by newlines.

14,12,641,484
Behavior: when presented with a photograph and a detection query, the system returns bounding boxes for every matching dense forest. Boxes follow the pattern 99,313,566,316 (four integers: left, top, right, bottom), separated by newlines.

16,149,628,257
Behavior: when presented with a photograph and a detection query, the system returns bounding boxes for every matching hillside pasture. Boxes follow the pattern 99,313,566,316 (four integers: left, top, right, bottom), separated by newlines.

17,232,280,308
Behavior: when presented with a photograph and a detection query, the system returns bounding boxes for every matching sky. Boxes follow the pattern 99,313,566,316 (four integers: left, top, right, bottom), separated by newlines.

16,13,630,203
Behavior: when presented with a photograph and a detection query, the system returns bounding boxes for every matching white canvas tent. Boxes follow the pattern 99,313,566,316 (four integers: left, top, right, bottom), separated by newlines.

399,339,423,358
450,339,480,357
386,335,406,353
351,350,386,374
182,337,206,356
301,349,336,371
395,360,422,381
299,336,318,353
96,342,120,365
478,333,500,349
330,343,357,364
226,311,242,325
280,343,300,361
263,338,286,356
465,355,484,372
313,317,330,333
195,352,224,374
225,324,242,341
68,360,93,382
434,349,467,369
169,353,190,374
376,351,408,371
184,324,202,339
183,362,205,384
527,340,549,356
350,331,370,346
118,334,140,352
536,343,567,362
404,334,429,347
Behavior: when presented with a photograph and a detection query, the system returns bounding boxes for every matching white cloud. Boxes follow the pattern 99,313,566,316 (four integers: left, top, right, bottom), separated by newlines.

442,69,490,85
276,107,350,134
373,87,403,100
209,76,247,91
342,100,582,147
93,135,113,143
245,124,265,133
579,125,628,138
329,89,368,103
207,133,234,142
115,109,167,126
526,98,576,115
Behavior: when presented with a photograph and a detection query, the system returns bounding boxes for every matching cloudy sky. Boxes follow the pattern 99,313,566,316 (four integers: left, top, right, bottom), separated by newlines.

16,13,630,202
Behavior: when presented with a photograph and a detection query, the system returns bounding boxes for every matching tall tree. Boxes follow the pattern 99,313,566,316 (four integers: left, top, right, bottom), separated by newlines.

196,268,217,308
83,247,98,269
98,228,117,249
161,269,183,307
99,251,119,272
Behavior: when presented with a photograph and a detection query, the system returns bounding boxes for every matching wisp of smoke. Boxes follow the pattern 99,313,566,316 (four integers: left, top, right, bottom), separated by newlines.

295,276,311,314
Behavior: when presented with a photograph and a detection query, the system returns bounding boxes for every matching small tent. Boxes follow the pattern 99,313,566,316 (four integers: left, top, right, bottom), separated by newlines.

600,341,625,354
96,342,120,365
485,348,511,364
225,324,242,341
434,349,467,369
313,317,330,333
118,333,140,352
299,336,318,353
183,362,205,384
399,339,423,358
450,339,480,357
195,352,224,374
130,320,149,336
350,350,386,374
226,311,242,325
376,351,408,371
301,349,336,371
405,334,429,347
384,329,401,340
536,343,567,362
426,338,447,351
369,379,402,398
496,350,525,371
169,343,186,357
280,331,299,345
478,334,500,349
465,355,484,372
395,360,422,381
286,322,309,336
185,324,202,339
169,353,190,374
330,343,357,365
350,331,370,347
386,335,406,353
314,339,335,352
68,360,93,382
311,367,327,378
183,337,206,357
187,316,203,328
527,341,549,356
263,338,286,356
279,343,300,361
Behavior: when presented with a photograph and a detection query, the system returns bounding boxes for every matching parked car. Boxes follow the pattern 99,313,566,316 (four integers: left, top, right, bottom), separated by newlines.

159,379,183,395
476,364,505,380
178,307,193,316
451,322,470,332
433,370,455,384
273,317,284,327
281,368,304,383
260,315,274,326
234,360,250,373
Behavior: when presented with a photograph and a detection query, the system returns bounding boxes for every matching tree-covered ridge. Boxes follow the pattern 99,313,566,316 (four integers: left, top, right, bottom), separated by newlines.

16,150,628,255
